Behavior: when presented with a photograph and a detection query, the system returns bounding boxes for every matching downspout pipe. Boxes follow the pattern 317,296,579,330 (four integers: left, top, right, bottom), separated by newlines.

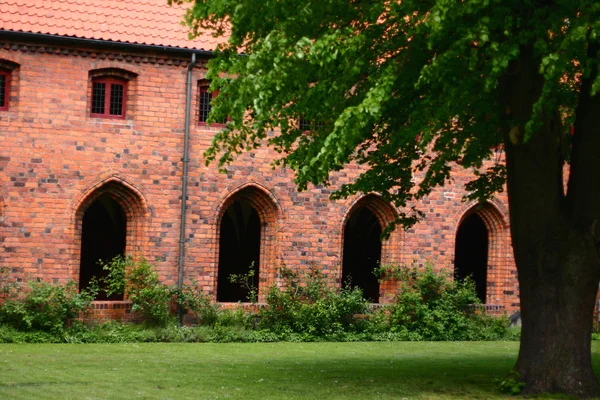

178,52,196,326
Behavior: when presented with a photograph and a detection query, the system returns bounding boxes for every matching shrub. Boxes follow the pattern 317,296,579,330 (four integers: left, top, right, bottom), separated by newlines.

382,264,509,340
0,280,97,332
103,256,175,326
102,256,221,327
177,282,220,326
258,266,369,336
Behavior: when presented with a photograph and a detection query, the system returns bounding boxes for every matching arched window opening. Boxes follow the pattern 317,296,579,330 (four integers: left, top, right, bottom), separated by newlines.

454,213,488,303
217,198,261,302
342,206,382,303
79,193,126,300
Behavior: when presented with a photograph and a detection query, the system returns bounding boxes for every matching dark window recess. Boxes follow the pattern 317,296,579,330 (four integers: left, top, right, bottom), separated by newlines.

342,206,382,303
198,87,212,123
299,117,324,131
79,193,126,300
91,82,106,114
454,213,489,303
299,117,311,131
110,83,124,115
217,199,261,302
0,71,9,110
198,83,226,125
91,78,126,118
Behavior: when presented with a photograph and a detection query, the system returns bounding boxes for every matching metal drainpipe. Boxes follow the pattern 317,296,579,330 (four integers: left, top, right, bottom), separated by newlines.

178,52,196,326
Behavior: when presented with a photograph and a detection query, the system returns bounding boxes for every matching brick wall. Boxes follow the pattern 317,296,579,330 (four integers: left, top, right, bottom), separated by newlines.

0,39,520,315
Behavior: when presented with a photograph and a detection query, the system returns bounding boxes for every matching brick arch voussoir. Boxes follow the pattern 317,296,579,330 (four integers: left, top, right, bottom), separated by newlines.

74,178,147,221
342,193,399,232
213,182,282,226
70,176,149,280
456,200,508,241
89,62,141,78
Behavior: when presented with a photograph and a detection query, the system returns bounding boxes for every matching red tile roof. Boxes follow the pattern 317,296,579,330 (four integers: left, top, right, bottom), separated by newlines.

0,0,227,51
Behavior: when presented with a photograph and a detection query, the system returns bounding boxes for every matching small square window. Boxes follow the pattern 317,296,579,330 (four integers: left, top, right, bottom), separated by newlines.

0,70,10,111
198,82,226,126
91,77,127,118
198,86,213,123
299,117,311,131
299,117,324,132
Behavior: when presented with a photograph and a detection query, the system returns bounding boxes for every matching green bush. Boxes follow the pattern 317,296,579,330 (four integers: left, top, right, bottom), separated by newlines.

0,280,97,332
258,266,369,336
381,264,509,340
103,256,175,326
102,256,223,327
0,259,516,343
176,282,220,326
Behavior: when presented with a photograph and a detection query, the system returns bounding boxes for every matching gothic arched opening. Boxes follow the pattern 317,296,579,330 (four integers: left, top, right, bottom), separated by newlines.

79,193,126,300
342,206,382,302
454,212,489,303
217,199,261,302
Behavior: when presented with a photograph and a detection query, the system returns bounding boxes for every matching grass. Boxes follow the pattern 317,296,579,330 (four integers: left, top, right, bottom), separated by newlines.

0,341,596,399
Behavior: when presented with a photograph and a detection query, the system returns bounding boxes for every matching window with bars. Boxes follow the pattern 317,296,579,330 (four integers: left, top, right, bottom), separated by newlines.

0,70,9,111
198,82,226,126
91,77,127,118
299,117,324,132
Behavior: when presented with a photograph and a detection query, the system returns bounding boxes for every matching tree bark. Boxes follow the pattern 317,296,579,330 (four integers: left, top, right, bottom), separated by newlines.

501,43,600,397
515,228,600,397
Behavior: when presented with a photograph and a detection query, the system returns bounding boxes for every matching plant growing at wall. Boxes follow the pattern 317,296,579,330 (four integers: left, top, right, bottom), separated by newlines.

0,279,98,332
373,263,409,282
228,262,258,303
176,281,220,326
382,265,507,341
101,256,221,327
258,266,368,336
103,256,174,326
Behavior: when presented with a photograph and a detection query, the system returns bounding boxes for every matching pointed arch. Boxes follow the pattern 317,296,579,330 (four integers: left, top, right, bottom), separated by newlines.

454,200,510,307
73,177,148,296
340,194,400,303
213,183,282,302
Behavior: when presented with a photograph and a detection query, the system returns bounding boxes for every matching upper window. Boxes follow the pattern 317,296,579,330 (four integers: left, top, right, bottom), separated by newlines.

0,70,9,111
299,117,324,132
198,81,226,126
91,77,127,119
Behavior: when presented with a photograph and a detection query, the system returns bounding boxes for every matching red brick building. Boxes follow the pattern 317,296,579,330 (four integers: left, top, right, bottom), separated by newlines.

0,0,519,318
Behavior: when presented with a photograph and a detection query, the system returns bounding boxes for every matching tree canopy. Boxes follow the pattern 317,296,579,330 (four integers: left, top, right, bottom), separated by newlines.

173,0,600,396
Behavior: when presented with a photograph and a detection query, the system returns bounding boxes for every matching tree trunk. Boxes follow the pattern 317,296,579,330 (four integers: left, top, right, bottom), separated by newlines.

501,42,600,397
515,227,600,397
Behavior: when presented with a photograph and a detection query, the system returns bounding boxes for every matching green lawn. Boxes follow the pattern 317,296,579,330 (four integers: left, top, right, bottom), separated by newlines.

0,341,595,399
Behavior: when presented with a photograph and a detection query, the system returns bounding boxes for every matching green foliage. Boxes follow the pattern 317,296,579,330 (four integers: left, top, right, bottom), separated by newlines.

228,262,258,303
0,258,514,343
0,280,97,332
103,256,174,326
373,263,406,282
381,265,509,341
168,0,584,216
258,266,369,336
171,1,600,393
214,307,255,329
101,257,225,327
496,371,525,396
176,281,220,326
101,254,128,297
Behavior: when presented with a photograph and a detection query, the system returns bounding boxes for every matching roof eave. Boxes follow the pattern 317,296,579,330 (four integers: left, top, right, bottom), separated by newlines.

0,30,214,57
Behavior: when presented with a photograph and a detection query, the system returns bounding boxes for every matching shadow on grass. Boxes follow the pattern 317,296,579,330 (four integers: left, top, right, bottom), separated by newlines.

1,342,596,399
